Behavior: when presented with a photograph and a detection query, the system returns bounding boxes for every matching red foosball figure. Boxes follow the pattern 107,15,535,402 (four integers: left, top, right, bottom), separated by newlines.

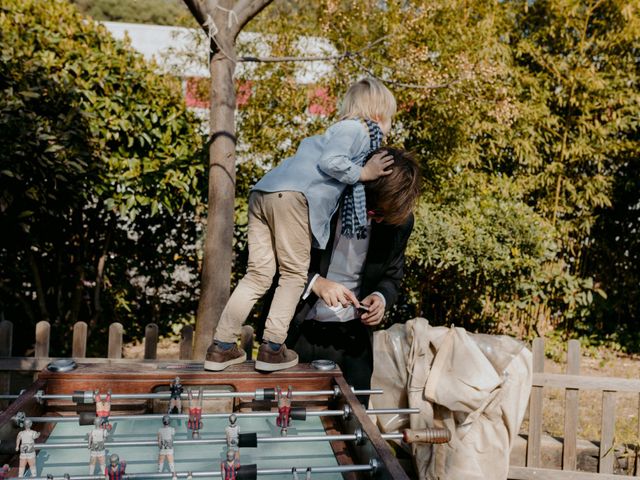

0,464,10,480
220,448,240,480
95,389,112,431
187,387,203,438
104,453,126,480
276,385,293,436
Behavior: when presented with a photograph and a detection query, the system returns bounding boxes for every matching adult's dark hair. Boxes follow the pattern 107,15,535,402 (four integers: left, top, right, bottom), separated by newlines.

365,147,421,225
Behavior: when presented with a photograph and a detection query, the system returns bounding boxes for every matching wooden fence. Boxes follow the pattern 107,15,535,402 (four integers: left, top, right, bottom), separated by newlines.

0,319,254,372
509,338,640,479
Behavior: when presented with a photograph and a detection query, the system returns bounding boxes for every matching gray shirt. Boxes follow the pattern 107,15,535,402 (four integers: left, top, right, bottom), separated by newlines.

305,217,385,322
158,426,175,450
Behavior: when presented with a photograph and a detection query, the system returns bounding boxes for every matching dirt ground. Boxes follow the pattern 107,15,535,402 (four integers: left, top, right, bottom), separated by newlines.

124,338,640,448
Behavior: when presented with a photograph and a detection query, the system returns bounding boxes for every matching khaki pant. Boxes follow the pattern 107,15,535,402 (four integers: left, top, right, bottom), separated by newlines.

215,191,311,344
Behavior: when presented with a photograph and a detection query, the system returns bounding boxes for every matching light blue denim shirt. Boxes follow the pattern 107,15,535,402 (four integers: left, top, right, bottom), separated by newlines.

253,119,370,249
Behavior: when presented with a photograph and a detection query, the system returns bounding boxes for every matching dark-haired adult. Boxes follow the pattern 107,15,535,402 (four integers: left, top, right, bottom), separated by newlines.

280,148,422,402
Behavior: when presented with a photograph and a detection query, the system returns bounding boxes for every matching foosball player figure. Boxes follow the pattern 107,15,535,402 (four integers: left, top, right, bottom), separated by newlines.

157,415,176,473
221,448,240,480
292,467,312,480
225,413,239,450
187,387,203,439
276,385,293,436
168,377,183,414
0,464,10,480
88,417,109,474
95,389,113,431
15,419,40,477
105,453,126,480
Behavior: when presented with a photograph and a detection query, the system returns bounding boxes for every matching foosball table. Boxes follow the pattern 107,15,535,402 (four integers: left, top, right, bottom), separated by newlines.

0,361,450,479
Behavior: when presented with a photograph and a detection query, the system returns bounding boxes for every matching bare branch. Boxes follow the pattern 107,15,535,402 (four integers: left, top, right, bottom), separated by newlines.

348,57,461,90
232,0,273,37
238,34,460,90
239,35,392,63
353,35,392,54
239,53,351,63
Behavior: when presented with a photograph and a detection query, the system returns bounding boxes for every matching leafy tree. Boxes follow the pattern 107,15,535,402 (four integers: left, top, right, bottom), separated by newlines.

3,0,637,353
236,0,570,332
507,0,639,241
504,0,640,334
181,0,273,359
235,0,639,341
585,136,640,351
0,0,205,354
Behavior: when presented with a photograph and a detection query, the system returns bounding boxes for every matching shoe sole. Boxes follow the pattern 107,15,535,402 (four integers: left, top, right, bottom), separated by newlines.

254,356,299,372
203,352,247,371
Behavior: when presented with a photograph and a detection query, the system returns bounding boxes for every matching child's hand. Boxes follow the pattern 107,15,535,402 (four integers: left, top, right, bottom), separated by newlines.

360,151,394,182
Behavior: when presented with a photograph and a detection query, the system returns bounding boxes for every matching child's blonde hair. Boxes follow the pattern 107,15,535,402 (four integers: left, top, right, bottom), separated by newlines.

338,78,396,123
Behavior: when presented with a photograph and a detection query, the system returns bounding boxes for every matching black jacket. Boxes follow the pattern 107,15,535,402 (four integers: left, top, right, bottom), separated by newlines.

255,211,415,344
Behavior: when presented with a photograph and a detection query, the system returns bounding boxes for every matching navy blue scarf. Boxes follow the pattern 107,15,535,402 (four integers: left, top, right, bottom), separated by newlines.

340,119,383,239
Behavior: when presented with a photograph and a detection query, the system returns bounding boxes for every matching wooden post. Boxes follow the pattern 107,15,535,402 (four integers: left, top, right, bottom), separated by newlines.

599,390,617,473
0,320,12,358
72,321,88,358
180,325,194,360
144,323,159,360
527,337,545,467
108,322,123,359
633,395,640,476
35,320,50,358
562,339,580,470
0,320,13,398
240,325,254,360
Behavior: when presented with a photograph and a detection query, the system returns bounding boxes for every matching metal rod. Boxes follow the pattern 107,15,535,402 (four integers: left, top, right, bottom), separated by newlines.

34,432,404,450
0,388,383,401
6,462,375,480
367,408,416,415
18,408,419,423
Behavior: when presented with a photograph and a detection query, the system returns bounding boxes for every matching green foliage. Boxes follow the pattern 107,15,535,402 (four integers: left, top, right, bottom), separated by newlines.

2,0,638,352
238,0,639,345
403,191,557,330
0,0,205,354
71,0,194,26
581,141,640,352
508,0,640,256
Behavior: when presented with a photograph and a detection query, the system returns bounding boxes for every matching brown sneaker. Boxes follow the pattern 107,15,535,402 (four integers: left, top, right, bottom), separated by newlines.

204,342,247,371
254,342,298,372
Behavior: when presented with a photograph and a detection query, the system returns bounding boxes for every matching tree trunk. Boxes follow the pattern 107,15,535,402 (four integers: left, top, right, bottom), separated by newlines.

27,248,50,322
90,229,112,328
183,0,273,359
193,43,238,359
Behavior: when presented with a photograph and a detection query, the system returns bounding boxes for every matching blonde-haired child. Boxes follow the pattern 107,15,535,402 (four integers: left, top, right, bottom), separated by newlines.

205,78,397,372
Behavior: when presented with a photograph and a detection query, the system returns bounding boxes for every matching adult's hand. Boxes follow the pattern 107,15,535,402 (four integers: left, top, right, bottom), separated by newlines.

359,294,385,326
311,276,360,308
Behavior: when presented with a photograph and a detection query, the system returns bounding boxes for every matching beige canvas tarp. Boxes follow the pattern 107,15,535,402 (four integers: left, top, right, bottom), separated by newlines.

371,318,532,480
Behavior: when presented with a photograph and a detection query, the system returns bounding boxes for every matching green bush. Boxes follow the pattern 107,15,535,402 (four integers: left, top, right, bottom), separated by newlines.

0,0,205,354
